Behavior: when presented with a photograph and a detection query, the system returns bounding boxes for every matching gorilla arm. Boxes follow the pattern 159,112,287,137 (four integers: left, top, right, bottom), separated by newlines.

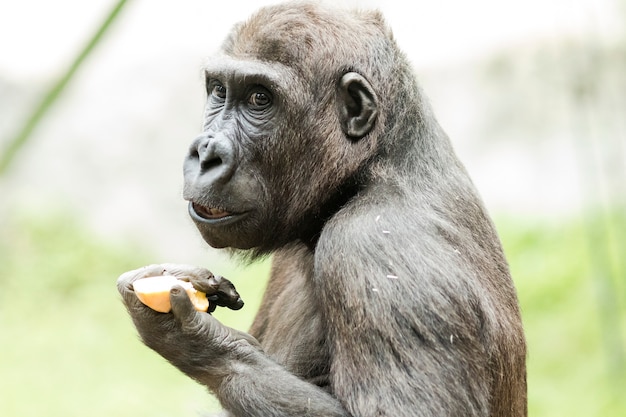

315,204,493,417
117,265,346,417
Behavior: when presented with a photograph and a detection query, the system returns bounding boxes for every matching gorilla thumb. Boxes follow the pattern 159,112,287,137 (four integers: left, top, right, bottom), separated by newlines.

169,285,201,328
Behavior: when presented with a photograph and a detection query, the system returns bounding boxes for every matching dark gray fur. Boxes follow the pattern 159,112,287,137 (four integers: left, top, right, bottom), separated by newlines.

118,2,527,416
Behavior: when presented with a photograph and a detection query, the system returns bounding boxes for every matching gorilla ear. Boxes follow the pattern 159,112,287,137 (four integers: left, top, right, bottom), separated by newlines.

337,72,378,139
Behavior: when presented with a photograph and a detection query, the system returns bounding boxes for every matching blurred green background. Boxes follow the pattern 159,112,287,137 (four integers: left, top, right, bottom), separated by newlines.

1,0,624,416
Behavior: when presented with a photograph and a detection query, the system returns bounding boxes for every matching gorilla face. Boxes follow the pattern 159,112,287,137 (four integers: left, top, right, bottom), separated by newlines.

183,61,280,250
183,54,378,254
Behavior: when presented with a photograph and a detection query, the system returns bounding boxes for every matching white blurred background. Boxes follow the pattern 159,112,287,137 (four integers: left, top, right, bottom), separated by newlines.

2,0,623,262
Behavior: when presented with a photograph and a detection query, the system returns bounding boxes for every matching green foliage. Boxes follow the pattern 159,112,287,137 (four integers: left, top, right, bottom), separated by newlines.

498,213,626,416
0,211,624,416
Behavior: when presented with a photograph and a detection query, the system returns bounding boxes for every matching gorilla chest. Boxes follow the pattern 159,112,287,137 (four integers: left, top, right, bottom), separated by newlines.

252,274,331,388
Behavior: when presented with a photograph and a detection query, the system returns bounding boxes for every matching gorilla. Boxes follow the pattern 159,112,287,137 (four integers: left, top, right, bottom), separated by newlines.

117,2,527,416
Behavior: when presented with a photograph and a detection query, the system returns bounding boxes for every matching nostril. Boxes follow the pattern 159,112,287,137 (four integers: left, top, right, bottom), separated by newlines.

201,157,222,172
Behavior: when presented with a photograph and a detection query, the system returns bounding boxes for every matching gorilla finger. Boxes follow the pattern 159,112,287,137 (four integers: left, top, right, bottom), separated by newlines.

208,302,218,314
182,273,245,310
188,274,231,295
172,270,243,310
161,263,214,281
213,276,244,310
170,285,222,336
117,264,168,291
206,294,243,311
208,291,244,311
170,285,202,328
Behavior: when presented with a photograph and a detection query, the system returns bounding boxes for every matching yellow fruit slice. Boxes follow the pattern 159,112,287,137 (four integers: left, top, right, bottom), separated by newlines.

133,275,209,313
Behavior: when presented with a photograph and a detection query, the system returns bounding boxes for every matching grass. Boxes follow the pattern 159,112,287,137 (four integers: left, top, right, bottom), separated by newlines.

0,210,624,416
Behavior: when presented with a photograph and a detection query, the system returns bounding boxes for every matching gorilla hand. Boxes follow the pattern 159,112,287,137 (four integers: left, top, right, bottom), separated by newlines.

117,264,260,390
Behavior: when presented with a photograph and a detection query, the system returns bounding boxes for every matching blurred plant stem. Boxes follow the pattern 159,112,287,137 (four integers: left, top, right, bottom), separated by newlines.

0,0,131,175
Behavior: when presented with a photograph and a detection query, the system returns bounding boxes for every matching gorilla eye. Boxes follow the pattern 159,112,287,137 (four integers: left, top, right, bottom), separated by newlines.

211,83,227,100
248,91,272,108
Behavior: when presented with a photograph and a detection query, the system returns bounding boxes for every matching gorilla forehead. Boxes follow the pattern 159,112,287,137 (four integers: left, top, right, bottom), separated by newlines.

203,55,294,89
221,1,391,72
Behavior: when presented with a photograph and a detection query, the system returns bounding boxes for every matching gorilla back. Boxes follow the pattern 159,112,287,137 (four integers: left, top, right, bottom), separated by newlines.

128,2,526,416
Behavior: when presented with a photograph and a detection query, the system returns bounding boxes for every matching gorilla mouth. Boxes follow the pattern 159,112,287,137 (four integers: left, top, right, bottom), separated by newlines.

192,203,231,219
188,202,246,226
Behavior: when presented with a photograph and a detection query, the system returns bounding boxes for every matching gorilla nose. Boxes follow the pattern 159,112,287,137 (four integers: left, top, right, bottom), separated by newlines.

192,133,237,184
